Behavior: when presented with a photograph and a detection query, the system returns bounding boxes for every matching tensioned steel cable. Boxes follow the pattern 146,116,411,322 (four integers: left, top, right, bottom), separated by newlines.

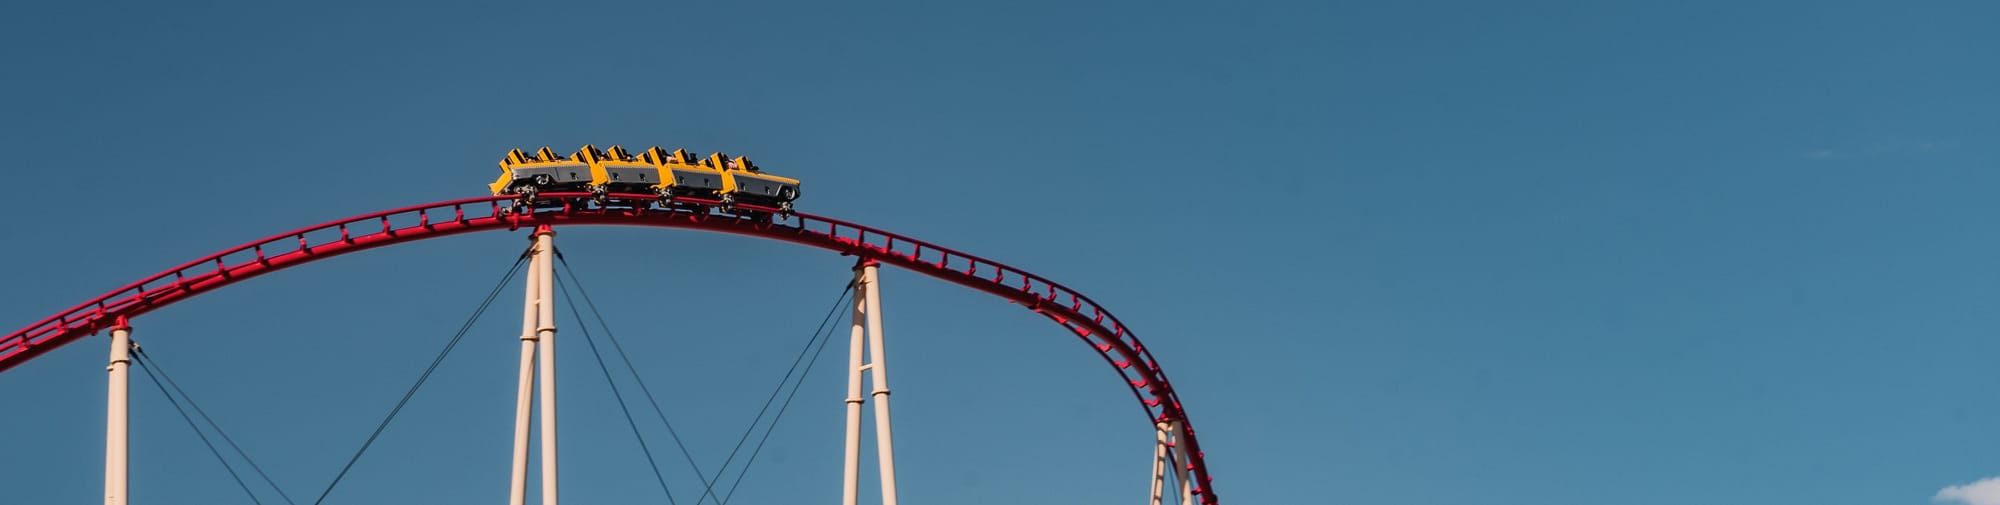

132,350,266,504
720,288,849,505
552,251,715,501
131,346,298,505
554,250,854,505
695,282,852,505
553,272,682,505
310,248,530,505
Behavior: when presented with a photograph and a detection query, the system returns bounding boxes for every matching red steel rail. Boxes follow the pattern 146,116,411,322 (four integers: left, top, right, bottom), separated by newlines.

0,193,1217,503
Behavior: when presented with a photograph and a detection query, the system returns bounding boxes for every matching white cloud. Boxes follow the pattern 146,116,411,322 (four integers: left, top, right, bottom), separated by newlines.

1936,476,2000,505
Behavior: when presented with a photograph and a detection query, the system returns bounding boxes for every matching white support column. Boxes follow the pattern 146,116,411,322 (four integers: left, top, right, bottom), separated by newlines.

533,227,560,505
841,268,868,505
859,261,899,505
1172,420,1192,505
839,259,902,505
508,250,541,505
106,319,132,505
1150,420,1193,505
1151,422,1171,505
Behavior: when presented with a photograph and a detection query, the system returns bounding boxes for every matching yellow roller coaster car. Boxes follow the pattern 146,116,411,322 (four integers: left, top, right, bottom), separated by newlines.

640,147,726,201
574,145,662,202
489,146,594,198
706,153,802,212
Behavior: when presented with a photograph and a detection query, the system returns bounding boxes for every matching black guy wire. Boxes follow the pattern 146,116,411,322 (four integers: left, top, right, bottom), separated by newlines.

133,350,266,504
553,272,681,505
721,287,850,505
554,250,719,501
554,248,856,505
132,347,298,505
311,249,530,505
699,282,853,505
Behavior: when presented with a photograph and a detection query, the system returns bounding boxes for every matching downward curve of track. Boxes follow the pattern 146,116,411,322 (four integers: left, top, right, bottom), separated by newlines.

0,193,1218,504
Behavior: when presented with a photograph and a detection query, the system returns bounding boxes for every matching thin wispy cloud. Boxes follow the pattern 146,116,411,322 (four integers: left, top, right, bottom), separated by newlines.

1936,476,2000,505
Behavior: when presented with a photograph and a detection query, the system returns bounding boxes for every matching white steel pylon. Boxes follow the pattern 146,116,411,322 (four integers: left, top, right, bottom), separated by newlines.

510,226,559,505
1150,420,1194,505
105,318,132,505
842,259,900,505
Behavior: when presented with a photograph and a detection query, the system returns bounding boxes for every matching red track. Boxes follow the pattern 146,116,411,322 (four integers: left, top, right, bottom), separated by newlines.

0,193,1217,503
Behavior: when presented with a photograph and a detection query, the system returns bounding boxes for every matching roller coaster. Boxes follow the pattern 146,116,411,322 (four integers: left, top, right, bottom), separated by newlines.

0,146,1218,505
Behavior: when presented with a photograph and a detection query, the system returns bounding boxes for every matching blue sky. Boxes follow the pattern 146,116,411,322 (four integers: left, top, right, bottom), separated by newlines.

2,1,1997,504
